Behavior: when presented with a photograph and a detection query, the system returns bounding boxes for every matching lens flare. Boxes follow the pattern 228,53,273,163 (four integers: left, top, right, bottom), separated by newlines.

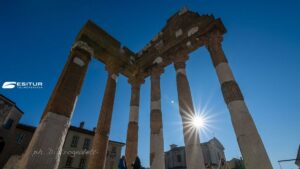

166,95,219,141
192,114,206,129
186,107,217,140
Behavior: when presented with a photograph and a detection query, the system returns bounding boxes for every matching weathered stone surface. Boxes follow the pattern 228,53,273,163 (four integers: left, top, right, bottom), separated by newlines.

126,122,138,142
206,32,228,67
221,81,244,104
87,70,118,169
43,48,91,118
150,109,163,134
125,76,144,168
150,129,164,169
173,58,206,169
207,36,273,169
125,122,138,166
215,62,235,83
150,66,165,169
228,101,273,169
17,45,92,169
19,112,70,169
76,10,226,78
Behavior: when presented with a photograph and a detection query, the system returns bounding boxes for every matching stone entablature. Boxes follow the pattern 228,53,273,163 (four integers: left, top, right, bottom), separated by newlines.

75,8,226,78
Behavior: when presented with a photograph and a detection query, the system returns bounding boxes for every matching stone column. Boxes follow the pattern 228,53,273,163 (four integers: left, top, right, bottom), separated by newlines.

125,76,144,167
19,41,93,169
206,30,273,169
173,55,206,169
87,65,119,169
150,66,165,169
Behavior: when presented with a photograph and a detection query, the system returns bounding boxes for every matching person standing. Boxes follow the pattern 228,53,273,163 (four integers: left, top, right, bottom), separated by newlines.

132,156,141,169
118,156,127,169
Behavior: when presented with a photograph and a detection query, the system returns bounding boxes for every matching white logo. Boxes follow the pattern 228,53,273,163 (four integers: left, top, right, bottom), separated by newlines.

2,81,43,89
2,82,16,89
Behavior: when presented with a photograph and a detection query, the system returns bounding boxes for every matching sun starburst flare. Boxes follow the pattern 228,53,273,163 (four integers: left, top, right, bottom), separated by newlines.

164,95,221,141
192,114,207,129
182,110,213,141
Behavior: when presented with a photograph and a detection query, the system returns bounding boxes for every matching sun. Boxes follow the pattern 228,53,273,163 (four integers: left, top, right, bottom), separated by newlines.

192,114,206,129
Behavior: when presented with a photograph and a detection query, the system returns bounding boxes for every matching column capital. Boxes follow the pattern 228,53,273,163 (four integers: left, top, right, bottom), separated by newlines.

128,75,145,87
173,55,189,70
205,30,228,67
150,66,164,78
205,30,223,50
105,65,120,82
105,64,120,75
72,41,94,56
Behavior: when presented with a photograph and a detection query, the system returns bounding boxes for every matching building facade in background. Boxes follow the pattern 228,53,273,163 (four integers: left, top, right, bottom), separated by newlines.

0,94,124,169
58,122,124,169
0,94,25,168
226,158,245,169
165,138,246,169
165,137,226,169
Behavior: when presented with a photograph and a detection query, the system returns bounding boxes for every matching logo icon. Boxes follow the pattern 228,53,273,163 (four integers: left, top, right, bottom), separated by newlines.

1,81,43,89
2,82,17,89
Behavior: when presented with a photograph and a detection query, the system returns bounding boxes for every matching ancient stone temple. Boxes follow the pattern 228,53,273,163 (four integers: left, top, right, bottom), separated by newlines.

13,7,273,169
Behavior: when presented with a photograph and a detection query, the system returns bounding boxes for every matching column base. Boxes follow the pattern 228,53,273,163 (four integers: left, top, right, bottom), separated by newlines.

18,112,69,169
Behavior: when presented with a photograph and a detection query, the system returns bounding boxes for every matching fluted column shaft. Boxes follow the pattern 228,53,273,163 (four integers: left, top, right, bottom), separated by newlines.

206,30,272,169
173,55,206,169
19,41,93,169
87,67,119,169
125,76,144,167
150,66,165,169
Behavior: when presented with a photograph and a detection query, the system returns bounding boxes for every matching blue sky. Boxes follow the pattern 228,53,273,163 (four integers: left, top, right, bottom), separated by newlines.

1,0,300,168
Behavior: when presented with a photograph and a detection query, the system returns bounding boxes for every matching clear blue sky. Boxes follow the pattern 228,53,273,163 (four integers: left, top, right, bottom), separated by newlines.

1,0,300,168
